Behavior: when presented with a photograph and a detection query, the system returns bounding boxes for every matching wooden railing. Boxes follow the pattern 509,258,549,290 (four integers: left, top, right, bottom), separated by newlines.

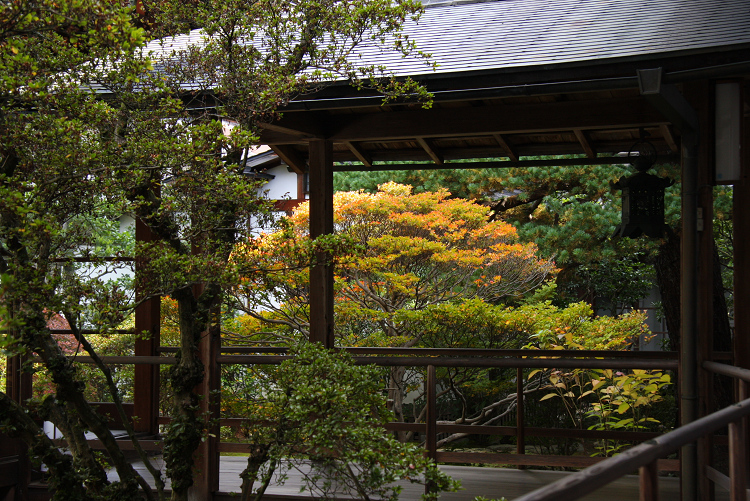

34,347,686,496
216,348,679,470
511,361,750,501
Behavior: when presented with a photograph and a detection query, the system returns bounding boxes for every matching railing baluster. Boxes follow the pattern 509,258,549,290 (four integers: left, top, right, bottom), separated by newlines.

729,417,747,501
517,367,525,469
639,461,659,501
741,379,750,481
425,365,437,497
426,364,437,461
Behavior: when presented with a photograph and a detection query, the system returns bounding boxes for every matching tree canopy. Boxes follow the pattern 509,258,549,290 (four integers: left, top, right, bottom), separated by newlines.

232,182,555,346
335,161,733,345
0,1,436,499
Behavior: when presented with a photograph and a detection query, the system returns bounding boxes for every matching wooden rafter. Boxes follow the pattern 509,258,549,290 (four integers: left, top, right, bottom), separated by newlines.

343,141,373,168
416,137,444,164
574,129,596,158
270,145,307,174
660,124,680,153
492,133,519,161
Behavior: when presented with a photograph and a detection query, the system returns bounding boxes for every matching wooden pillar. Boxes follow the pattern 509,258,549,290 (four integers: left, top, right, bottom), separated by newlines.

6,356,31,405
686,80,715,501
134,218,161,434
5,354,31,498
735,83,750,374
734,81,750,469
679,94,701,501
308,139,335,348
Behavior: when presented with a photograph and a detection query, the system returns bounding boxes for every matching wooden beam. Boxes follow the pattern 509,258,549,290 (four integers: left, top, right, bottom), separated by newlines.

326,97,667,142
343,141,373,168
308,139,334,348
416,137,444,164
332,155,680,172
661,124,680,153
574,129,596,158
493,133,519,161
258,112,325,139
270,145,306,175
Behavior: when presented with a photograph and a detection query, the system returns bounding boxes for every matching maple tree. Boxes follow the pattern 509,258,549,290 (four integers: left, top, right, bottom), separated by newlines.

335,162,734,352
231,182,556,427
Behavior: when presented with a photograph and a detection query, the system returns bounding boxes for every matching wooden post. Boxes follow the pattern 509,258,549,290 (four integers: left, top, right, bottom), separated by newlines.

516,367,526,469
308,139,334,348
640,461,659,501
134,217,161,434
191,307,221,499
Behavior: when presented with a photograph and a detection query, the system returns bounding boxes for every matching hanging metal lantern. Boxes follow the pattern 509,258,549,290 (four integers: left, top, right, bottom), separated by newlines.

611,132,674,239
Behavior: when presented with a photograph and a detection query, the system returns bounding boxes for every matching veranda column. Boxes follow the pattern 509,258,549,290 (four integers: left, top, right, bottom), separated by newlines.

191,293,221,500
308,139,335,348
734,82,750,461
134,218,161,434
5,340,31,497
639,70,701,501
687,80,715,501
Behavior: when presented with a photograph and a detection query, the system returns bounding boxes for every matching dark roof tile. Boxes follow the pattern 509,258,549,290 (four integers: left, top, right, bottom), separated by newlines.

144,0,750,81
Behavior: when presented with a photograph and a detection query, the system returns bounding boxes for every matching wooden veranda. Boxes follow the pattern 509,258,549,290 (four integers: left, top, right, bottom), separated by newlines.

4,0,750,500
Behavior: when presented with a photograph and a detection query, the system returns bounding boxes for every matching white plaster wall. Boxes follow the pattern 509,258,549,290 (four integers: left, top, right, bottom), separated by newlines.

257,164,299,200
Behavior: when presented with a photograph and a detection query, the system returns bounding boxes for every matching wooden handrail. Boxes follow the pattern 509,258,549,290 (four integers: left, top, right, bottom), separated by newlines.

513,397,750,501
203,346,679,359
36,352,677,369
703,360,750,382
215,354,677,370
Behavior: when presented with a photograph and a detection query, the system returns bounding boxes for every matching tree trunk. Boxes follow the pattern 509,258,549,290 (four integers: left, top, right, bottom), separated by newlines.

164,287,206,501
654,229,734,416
654,230,733,354
654,230,682,352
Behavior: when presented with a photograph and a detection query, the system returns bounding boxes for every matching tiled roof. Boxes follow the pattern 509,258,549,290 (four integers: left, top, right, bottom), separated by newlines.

366,0,750,77
145,0,750,82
